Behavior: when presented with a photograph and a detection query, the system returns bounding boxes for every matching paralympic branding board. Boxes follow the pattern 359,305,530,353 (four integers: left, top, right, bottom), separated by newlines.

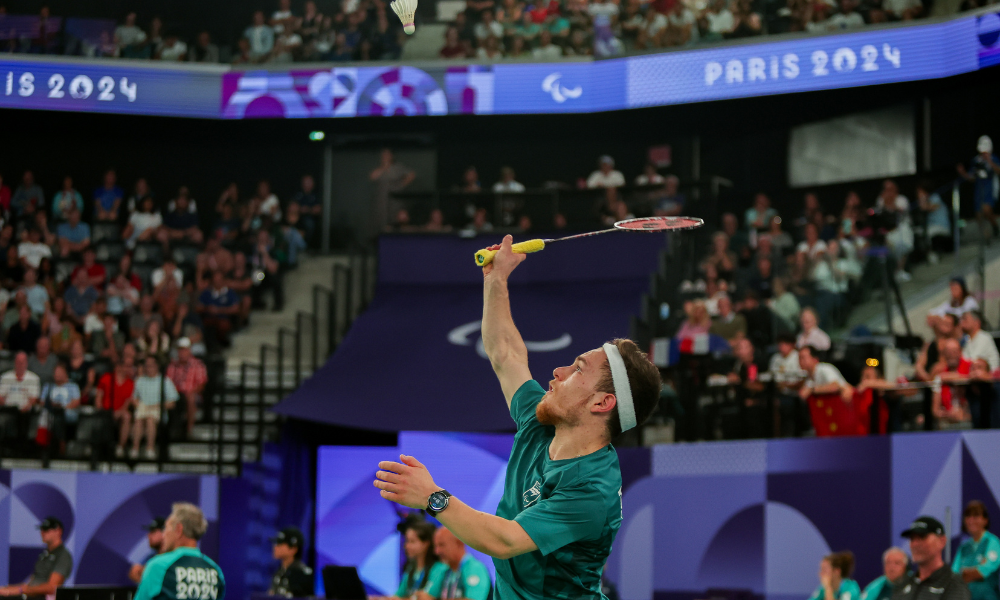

0,8,997,119
0,56,224,117
627,15,981,106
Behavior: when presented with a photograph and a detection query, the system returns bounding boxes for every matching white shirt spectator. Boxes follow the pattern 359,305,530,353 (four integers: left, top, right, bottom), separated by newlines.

805,362,848,388
244,24,275,58
797,328,832,351
587,169,626,189
260,194,282,221
532,43,563,60
127,211,163,248
114,25,146,48
876,194,912,227
17,241,52,269
492,180,526,193
706,9,734,33
271,9,294,33
796,240,827,259
668,8,699,42
883,0,921,16
769,350,802,381
635,173,665,186
929,296,980,319
474,20,504,40
0,370,41,409
825,11,865,28
158,40,188,61
84,312,106,336
152,267,184,288
588,0,620,19
964,330,1000,372
644,12,668,37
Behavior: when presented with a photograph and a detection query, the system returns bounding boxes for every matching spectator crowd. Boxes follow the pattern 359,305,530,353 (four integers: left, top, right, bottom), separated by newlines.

0,167,319,460
0,0,947,65
663,169,1000,439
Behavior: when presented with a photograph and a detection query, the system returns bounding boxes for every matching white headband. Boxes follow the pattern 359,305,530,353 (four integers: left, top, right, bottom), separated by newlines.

603,343,636,432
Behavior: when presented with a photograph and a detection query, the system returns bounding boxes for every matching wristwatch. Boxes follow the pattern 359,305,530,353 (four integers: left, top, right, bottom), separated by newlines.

426,490,452,516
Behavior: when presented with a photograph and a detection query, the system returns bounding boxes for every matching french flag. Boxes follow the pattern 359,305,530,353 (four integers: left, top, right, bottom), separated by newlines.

650,334,730,367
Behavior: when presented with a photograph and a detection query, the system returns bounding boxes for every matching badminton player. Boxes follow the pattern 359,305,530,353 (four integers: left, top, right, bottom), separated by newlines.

375,235,662,599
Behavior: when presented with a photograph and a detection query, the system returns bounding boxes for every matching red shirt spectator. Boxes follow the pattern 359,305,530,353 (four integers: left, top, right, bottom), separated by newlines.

0,177,10,213
97,370,135,411
166,353,208,396
940,356,971,412
71,250,108,290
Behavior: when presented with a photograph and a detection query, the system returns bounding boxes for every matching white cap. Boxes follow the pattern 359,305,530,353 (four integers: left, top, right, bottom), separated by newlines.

176,337,192,349
978,135,993,153
599,155,615,166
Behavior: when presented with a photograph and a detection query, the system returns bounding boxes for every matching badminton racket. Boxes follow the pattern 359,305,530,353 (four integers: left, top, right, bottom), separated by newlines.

474,216,704,267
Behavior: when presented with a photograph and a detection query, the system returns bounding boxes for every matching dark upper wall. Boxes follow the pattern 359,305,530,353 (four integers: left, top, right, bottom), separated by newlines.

1,65,996,235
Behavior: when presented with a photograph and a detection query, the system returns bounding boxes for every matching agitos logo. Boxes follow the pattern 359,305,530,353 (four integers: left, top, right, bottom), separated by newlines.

448,320,571,359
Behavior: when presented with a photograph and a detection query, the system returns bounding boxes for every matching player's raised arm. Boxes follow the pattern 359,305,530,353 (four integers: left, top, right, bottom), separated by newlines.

481,235,531,408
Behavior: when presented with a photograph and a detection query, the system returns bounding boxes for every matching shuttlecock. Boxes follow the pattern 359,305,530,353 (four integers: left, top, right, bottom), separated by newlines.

391,0,417,34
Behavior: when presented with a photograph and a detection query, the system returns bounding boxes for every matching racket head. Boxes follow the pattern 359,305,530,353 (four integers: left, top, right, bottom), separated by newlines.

613,216,705,232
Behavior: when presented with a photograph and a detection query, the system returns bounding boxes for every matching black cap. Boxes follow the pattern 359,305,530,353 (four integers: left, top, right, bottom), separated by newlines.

37,517,64,531
901,516,945,537
142,517,166,532
270,527,305,548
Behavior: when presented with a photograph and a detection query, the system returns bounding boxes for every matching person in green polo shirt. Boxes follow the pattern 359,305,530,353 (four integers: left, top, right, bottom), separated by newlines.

953,501,1000,600
374,235,662,600
861,547,910,600
808,552,861,600
135,503,225,600
418,528,490,600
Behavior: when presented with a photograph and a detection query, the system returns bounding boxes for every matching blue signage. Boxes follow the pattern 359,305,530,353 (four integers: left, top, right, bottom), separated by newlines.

0,8,997,119
0,56,223,117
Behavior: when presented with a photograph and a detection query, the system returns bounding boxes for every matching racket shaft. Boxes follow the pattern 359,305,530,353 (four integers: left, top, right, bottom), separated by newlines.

475,239,546,266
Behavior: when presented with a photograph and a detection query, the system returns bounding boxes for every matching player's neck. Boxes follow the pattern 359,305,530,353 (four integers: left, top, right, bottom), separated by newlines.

549,426,608,461
281,556,295,569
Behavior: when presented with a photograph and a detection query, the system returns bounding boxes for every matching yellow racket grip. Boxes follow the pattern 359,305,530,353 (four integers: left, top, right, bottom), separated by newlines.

475,239,546,267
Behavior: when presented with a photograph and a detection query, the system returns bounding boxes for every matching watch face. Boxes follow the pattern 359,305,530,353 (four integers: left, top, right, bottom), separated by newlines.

429,492,449,511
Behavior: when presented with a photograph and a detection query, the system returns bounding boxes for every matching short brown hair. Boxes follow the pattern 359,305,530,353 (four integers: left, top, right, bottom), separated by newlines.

596,339,661,439
962,500,990,533
825,551,855,579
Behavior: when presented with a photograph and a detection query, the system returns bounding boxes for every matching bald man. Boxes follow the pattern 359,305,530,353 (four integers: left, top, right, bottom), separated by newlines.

417,529,490,600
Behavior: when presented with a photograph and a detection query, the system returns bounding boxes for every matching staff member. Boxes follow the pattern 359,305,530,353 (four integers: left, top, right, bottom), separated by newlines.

269,527,314,598
130,517,166,584
388,520,446,600
0,517,72,598
895,516,970,600
862,548,910,600
953,501,1000,600
135,503,225,600
809,551,861,600
420,529,490,600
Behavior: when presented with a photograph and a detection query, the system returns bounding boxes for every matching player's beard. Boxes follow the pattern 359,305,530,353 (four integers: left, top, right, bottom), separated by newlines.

535,398,562,426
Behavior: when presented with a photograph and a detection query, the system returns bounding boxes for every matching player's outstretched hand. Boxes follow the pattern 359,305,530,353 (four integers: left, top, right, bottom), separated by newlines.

482,235,527,279
374,455,440,510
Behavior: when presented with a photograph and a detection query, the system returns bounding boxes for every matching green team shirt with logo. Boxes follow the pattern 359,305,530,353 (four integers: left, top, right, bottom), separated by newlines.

493,380,623,600
135,547,226,600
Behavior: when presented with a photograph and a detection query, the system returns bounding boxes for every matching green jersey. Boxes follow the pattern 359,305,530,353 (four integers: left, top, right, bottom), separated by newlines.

809,579,861,600
953,531,1000,600
494,380,623,600
396,561,449,597
861,576,897,600
425,555,491,600
135,547,226,600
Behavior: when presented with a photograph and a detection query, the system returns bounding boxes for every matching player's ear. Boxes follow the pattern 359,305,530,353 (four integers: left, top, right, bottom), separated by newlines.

591,393,617,415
